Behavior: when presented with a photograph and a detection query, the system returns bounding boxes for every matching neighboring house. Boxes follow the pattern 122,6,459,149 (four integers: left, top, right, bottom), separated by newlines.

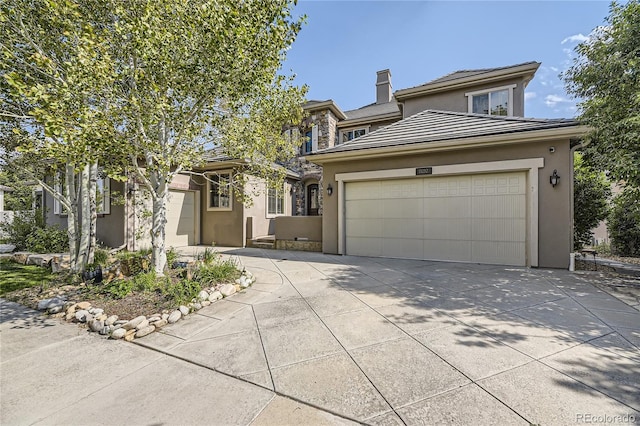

41,61,587,268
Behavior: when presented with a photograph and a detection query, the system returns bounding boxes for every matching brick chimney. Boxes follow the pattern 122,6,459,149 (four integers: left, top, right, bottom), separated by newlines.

376,69,392,104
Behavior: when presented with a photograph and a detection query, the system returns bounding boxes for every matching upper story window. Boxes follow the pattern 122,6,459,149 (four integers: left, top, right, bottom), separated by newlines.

301,126,318,155
465,84,516,116
340,127,367,144
207,171,232,211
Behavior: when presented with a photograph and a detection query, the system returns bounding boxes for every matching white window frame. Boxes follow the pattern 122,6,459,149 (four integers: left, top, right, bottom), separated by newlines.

302,126,319,154
97,176,110,215
465,84,516,116
339,126,369,144
53,172,65,215
206,171,233,211
266,182,286,217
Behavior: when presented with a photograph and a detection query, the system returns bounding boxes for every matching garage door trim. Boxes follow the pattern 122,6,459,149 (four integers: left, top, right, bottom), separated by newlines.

335,158,544,266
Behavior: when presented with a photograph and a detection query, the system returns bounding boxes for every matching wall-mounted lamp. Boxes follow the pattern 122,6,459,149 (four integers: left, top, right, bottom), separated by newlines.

326,184,333,196
550,169,560,187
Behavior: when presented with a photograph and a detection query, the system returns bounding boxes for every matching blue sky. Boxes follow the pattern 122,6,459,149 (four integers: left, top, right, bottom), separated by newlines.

281,1,613,118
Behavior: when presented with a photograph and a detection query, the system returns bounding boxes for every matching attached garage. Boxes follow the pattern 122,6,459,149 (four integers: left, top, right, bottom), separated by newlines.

345,172,526,265
309,110,588,269
165,190,198,247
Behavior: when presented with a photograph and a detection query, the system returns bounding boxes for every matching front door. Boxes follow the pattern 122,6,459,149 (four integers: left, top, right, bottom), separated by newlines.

307,184,319,216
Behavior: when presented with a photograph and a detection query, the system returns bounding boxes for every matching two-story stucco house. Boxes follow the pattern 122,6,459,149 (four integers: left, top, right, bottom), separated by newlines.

42,61,586,268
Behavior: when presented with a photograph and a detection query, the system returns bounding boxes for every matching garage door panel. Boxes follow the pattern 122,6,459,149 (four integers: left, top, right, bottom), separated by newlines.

424,197,471,218
472,219,526,242
424,218,471,240
424,175,471,197
345,171,527,266
381,198,423,218
346,199,381,219
165,191,195,247
380,180,422,198
472,195,526,218
346,219,382,238
347,237,382,257
346,181,381,200
383,218,423,239
472,242,525,266
424,240,471,262
382,238,424,259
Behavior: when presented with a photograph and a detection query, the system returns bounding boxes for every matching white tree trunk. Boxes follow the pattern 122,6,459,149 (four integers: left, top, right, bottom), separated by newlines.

77,164,90,272
65,164,80,273
150,170,168,275
86,162,98,265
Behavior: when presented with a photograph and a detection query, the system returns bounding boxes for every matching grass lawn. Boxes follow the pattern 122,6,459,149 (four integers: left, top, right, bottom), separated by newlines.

0,258,54,296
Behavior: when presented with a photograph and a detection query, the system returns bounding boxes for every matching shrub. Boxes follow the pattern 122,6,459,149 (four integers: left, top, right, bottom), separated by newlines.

116,249,152,275
194,257,239,285
166,247,179,269
0,209,45,251
573,154,611,250
197,247,219,265
93,248,110,266
103,279,134,299
25,226,68,253
608,186,640,256
163,278,203,305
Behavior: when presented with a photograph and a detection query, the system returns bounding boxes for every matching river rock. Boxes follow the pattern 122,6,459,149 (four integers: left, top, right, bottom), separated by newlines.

99,326,110,335
76,301,91,310
208,291,223,301
122,316,146,330
48,305,63,314
111,328,126,339
135,325,155,338
38,297,65,311
75,310,90,322
220,284,236,297
88,319,104,333
135,319,150,330
179,305,189,316
0,244,15,253
89,308,104,316
192,302,202,310
202,300,211,307
105,315,119,326
161,313,169,321
152,319,167,329
167,310,181,324
197,290,209,301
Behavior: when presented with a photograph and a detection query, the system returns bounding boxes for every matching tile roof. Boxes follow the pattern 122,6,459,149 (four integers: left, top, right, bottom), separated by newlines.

202,146,232,162
342,100,401,121
397,61,540,94
314,110,580,154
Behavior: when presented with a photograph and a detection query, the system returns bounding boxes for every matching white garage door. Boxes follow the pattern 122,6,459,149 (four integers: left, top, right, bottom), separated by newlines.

345,172,527,266
165,190,196,247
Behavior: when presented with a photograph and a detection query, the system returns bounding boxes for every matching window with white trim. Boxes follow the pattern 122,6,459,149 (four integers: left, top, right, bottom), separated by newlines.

340,127,367,143
301,126,318,154
96,175,110,214
465,84,515,116
53,172,65,215
267,185,284,216
207,172,232,210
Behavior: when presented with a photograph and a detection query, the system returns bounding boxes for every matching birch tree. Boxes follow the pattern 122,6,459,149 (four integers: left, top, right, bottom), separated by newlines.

111,0,306,274
1,0,118,272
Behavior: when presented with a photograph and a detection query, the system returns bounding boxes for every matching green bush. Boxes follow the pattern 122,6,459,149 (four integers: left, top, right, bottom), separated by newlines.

93,248,110,266
103,279,134,299
25,226,68,253
0,209,46,251
197,247,219,265
116,249,152,275
573,154,611,250
163,278,203,305
166,247,179,268
194,257,239,285
608,186,640,256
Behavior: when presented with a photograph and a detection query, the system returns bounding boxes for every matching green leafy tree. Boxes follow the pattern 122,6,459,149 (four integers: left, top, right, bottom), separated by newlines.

608,187,640,256
573,153,611,250
563,0,640,187
1,0,118,272
110,0,306,274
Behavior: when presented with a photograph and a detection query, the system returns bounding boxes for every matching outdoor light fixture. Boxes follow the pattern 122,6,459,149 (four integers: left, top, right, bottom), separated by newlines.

550,169,560,187
326,184,333,196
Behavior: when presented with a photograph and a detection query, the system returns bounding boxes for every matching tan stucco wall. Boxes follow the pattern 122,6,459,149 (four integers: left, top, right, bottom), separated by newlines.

200,190,244,247
400,77,527,118
319,138,572,269
275,216,322,241
44,178,125,248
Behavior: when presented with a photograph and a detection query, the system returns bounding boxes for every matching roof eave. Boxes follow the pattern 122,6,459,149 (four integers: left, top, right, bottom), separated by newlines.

303,100,347,120
308,125,589,164
394,63,541,101
338,111,403,128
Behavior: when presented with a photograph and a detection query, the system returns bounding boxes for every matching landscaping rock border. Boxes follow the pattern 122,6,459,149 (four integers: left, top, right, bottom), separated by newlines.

35,269,256,342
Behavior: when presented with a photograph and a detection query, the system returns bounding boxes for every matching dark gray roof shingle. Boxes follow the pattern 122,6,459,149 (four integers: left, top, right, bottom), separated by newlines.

314,110,579,154
343,100,401,121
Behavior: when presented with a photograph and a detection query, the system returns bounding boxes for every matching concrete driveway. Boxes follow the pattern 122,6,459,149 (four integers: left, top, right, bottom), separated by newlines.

2,248,639,425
